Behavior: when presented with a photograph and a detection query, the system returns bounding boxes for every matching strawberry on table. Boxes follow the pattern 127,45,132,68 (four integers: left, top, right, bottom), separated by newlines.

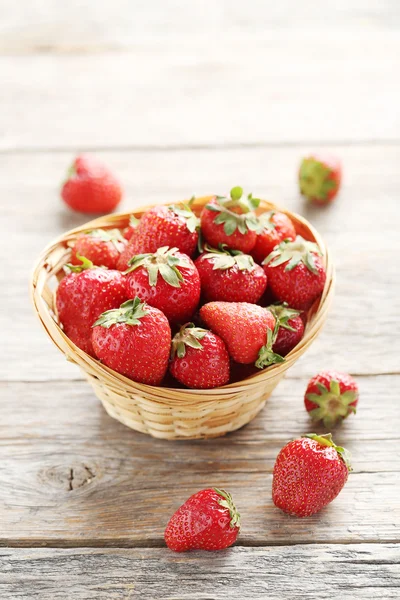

70,229,127,270
272,433,351,517
200,186,261,253
299,154,342,205
252,211,296,264
125,246,200,325
61,154,123,214
200,301,284,368
165,488,240,552
56,256,128,357
92,298,171,385
305,370,359,428
268,303,305,356
169,323,230,389
195,245,267,304
263,236,326,310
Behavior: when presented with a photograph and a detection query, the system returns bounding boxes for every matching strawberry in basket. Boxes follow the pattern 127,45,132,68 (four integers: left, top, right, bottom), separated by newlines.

169,324,230,388
117,204,199,270
125,247,201,324
195,245,267,304
92,298,171,385
200,301,284,368
70,229,127,270
56,256,128,357
268,303,305,356
200,187,261,253
252,211,296,264
263,236,326,310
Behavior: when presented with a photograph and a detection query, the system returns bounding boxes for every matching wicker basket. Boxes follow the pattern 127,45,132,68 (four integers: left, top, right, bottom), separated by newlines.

30,197,334,440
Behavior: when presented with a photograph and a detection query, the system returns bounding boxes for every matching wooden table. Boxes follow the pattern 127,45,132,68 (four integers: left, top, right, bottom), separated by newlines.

1,3,400,598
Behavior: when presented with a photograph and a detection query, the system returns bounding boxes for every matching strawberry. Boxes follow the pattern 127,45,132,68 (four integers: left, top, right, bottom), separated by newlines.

56,256,128,357
200,301,283,368
272,433,351,517
195,245,267,304
92,298,171,385
165,488,240,552
252,211,296,264
263,236,326,310
268,303,305,356
70,229,127,270
125,247,200,324
117,204,199,270
61,154,122,214
305,370,359,428
299,154,342,205
169,324,230,389
123,215,140,241
200,187,260,253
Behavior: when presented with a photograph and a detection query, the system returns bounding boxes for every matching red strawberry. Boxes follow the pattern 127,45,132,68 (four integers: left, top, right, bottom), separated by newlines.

272,433,351,517
268,303,305,356
299,154,342,205
195,245,267,304
61,154,122,214
125,247,200,324
305,370,359,428
200,301,283,368
92,298,171,385
117,204,199,270
252,211,296,264
200,187,260,253
123,215,140,241
56,256,128,357
169,324,230,389
165,488,240,552
263,236,326,310
70,229,126,270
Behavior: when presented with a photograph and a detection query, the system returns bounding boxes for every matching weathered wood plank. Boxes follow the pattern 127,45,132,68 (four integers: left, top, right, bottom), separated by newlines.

1,545,399,599
1,0,399,53
0,35,399,149
0,377,398,546
1,146,399,380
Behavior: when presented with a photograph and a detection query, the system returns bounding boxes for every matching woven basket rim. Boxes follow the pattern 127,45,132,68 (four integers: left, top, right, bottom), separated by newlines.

30,196,335,400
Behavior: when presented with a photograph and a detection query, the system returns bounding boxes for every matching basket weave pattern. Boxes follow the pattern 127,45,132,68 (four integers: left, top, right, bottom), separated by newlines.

30,197,334,439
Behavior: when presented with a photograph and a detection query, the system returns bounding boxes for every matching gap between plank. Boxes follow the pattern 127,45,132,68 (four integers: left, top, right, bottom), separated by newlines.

1,140,400,154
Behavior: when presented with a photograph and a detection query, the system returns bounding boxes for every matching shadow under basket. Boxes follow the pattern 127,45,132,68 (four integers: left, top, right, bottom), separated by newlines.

30,197,335,440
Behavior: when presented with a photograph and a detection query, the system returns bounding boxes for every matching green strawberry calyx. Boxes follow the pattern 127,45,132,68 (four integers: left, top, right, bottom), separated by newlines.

268,302,301,332
214,488,241,529
125,246,191,288
263,236,322,275
201,244,255,272
93,297,149,328
168,202,200,234
255,323,285,369
206,186,262,237
257,210,276,232
65,253,95,272
85,228,126,250
306,379,358,428
171,323,208,359
303,433,352,471
299,157,337,202
128,215,140,228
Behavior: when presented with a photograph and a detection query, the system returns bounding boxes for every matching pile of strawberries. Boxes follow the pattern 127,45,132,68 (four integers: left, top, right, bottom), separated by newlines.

57,154,356,554
57,182,327,390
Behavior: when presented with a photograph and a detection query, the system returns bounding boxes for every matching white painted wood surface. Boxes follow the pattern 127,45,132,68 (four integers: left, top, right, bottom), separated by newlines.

0,2,399,598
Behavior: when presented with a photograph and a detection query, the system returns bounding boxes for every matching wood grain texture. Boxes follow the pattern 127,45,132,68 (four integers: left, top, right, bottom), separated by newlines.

0,35,399,150
1,545,399,599
0,376,398,546
1,146,399,381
